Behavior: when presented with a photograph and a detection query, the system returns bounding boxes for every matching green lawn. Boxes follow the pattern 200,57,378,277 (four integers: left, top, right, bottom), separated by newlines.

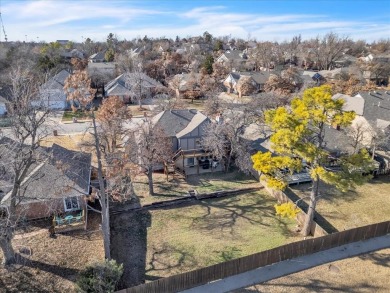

290,176,390,231
61,110,91,122
145,190,301,279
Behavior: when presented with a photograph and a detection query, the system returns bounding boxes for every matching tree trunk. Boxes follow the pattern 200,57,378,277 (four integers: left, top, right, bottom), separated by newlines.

302,175,319,236
92,113,111,260
0,236,15,266
147,167,154,196
100,198,111,259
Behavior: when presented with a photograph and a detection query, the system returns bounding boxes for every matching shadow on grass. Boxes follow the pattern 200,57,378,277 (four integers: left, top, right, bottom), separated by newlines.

189,193,275,235
16,255,80,281
285,188,339,234
146,243,198,274
211,246,242,263
0,266,66,293
110,209,151,289
358,251,390,268
235,278,384,293
186,171,257,187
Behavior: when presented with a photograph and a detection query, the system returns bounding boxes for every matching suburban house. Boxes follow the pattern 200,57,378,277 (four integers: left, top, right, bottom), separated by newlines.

334,54,357,68
216,50,248,70
152,109,223,176
88,62,117,93
61,48,85,61
128,47,145,58
223,71,270,95
105,72,165,103
360,53,390,63
89,51,107,63
332,91,390,174
0,86,11,117
0,96,7,116
333,91,390,137
169,73,210,99
56,40,69,46
302,71,326,84
352,90,390,132
32,69,71,110
359,53,390,86
0,138,91,229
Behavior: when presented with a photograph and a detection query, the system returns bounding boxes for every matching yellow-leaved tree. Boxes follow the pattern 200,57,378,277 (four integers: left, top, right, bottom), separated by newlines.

252,85,375,236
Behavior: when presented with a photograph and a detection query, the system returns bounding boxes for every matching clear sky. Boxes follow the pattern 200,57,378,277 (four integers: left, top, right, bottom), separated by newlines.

1,0,389,43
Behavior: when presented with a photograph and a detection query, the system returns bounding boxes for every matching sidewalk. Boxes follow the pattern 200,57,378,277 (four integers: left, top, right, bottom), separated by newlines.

182,234,390,293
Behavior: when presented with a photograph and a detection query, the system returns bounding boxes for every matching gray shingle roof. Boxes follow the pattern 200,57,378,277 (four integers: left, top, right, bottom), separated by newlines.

0,139,91,204
51,144,91,194
228,71,270,85
355,91,390,126
176,112,209,138
40,69,71,91
241,71,270,84
0,137,49,199
333,93,365,116
323,126,354,154
89,51,106,61
152,109,201,137
105,73,164,97
220,50,247,61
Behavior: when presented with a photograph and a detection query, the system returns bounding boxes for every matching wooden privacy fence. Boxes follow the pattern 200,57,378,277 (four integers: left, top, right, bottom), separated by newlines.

117,221,390,293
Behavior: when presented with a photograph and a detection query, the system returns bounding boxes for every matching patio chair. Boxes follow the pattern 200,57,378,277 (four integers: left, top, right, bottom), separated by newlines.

74,211,83,221
55,216,64,226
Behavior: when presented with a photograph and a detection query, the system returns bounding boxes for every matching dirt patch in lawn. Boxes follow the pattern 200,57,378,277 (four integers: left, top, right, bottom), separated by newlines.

236,248,390,293
290,176,390,230
0,212,104,293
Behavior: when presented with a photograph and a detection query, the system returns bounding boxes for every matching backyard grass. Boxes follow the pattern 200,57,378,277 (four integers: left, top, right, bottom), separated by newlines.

133,171,261,205
290,176,390,231
144,190,301,280
61,110,91,122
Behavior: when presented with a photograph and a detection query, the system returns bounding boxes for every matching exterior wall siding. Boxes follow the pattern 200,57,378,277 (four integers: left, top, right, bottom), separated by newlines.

15,196,86,220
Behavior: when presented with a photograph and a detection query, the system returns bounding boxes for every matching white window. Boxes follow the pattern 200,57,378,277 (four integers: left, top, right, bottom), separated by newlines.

64,196,80,212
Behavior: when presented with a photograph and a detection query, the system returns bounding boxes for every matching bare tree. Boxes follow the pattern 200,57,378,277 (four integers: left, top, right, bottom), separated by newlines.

63,69,117,260
329,72,363,96
123,67,163,109
251,42,277,71
202,109,254,173
95,96,132,153
126,119,173,196
0,67,51,265
202,94,227,118
236,76,257,98
311,33,350,70
264,73,297,95
115,53,140,74
281,35,301,66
